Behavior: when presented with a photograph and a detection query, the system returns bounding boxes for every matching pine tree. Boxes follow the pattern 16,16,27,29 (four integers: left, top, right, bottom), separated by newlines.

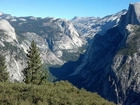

23,40,48,85
0,54,9,82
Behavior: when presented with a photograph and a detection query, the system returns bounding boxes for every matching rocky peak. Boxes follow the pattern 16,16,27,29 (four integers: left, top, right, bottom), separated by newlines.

0,19,17,42
126,2,140,25
119,2,140,31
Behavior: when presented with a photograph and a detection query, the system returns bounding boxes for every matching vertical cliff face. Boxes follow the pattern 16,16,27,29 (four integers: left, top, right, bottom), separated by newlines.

126,3,140,25
71,27,124,103
118,2,140,34
112,25,140,105
70,3,140,105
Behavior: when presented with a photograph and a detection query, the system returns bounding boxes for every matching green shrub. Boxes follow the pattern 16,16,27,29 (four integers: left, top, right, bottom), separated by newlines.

0,81,115,105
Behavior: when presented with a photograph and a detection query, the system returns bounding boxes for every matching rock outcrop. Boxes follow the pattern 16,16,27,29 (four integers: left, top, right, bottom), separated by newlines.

0,19,25,81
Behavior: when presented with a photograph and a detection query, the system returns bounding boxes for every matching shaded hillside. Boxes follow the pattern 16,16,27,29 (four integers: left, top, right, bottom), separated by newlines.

68,2,140,105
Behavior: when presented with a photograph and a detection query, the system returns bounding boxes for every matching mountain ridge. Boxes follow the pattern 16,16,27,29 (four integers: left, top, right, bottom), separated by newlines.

0,8,125,82
1,3,139,105
66,2,140,105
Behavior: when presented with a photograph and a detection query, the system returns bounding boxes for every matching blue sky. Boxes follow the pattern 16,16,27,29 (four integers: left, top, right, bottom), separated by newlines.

0,0,139,19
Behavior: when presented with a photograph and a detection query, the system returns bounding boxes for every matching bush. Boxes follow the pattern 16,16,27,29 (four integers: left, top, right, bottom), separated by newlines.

0,81,115,105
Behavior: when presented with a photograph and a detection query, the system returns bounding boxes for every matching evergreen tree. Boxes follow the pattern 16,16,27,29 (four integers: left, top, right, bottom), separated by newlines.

23,40,48,85
0,54,9,82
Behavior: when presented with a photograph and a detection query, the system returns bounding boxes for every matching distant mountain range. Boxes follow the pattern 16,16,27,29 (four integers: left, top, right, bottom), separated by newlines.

1,2,140,105
0,7,125,82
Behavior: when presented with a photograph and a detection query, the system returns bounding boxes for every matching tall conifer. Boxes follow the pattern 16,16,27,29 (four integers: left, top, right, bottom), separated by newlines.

0,54,8,82
23,40,47,85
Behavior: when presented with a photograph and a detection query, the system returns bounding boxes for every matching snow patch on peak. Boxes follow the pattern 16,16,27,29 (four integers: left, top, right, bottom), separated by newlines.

19,18,26,21
10,18,17,22
29,16,37,20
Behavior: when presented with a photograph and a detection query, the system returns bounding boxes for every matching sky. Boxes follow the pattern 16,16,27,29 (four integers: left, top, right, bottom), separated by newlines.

0,0,139,20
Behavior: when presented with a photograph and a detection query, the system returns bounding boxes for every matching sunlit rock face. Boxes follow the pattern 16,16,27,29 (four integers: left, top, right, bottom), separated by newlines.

71,10,127,40
0,19,25,82
0,19,17,42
